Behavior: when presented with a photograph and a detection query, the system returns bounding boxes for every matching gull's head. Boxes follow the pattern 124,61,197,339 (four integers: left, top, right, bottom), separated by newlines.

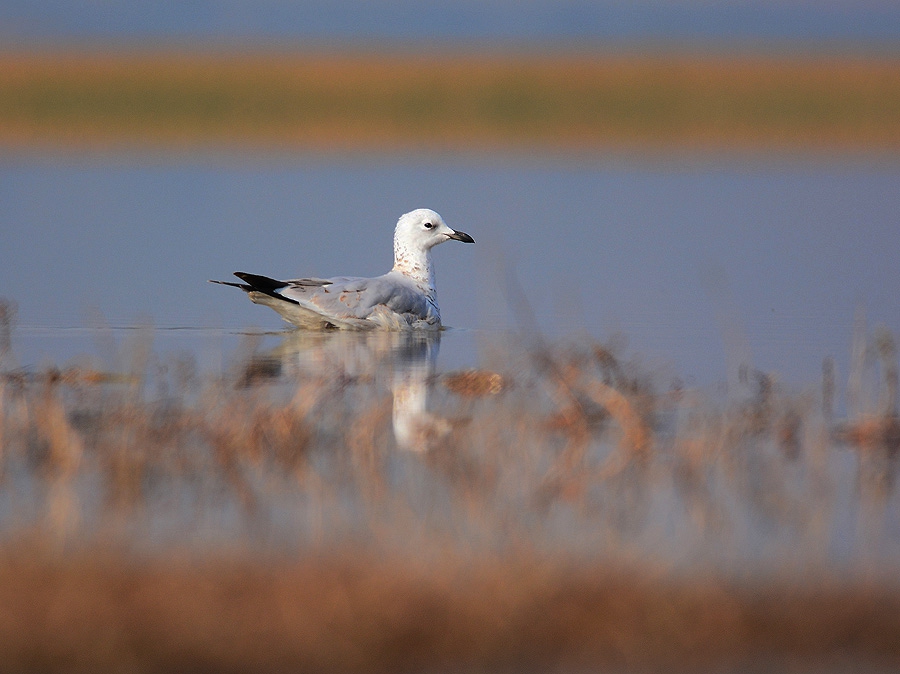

394,208,475,252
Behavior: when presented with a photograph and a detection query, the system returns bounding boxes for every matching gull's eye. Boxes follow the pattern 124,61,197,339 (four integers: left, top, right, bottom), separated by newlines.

423,222,434,229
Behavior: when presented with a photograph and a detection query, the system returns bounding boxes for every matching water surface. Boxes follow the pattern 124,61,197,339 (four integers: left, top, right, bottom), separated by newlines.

4,0,899,46
2,152,898,393
2,152,900,573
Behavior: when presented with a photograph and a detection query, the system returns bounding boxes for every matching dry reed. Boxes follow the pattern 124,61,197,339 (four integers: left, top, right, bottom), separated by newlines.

1,548,899,674
0,309,899,672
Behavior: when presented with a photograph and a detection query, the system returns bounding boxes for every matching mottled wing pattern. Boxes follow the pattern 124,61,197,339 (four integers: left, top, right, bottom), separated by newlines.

284,277,333,287
279,273,432,323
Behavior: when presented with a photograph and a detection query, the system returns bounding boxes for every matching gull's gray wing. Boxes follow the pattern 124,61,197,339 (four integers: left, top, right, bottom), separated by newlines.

283,277,333,287
280,272,436,326
219,271,440,330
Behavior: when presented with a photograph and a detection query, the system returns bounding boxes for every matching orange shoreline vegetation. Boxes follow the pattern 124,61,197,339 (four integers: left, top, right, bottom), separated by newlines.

2,549,899,673
0,50,898,151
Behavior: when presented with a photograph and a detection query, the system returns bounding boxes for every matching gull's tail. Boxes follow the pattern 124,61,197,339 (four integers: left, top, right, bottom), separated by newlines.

209,278,249,290
211,271,354,330
209,272,293,300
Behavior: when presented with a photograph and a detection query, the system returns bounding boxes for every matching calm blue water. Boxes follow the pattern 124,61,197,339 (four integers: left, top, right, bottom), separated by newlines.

2,152,899,397
2,0,899,48
3,151,900,572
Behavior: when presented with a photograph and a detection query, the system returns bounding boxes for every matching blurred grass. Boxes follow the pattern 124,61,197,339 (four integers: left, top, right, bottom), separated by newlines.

2,303,900,671
2,549,900,673
2,329,900,669
0,50,899,150
0,286,900,674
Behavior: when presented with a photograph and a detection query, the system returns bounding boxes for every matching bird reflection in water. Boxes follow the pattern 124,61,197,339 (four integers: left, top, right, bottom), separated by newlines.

237,330,448,452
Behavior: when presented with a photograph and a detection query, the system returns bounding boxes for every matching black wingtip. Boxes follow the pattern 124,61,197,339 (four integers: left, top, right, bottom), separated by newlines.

209,279,247,289
233,272,292,292
228,272,301,305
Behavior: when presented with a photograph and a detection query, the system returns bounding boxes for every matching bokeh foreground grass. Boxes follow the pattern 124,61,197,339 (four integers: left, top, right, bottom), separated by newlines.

3,549,900,673
1,50,899,151
2,295,900,671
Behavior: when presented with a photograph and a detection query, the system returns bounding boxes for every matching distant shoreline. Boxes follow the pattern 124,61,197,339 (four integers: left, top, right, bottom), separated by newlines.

1,50,898,152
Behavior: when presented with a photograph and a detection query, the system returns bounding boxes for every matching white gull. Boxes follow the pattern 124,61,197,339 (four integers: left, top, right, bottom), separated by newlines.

211,208,474,330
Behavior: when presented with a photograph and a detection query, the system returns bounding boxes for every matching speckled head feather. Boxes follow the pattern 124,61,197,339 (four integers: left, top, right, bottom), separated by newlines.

392,208,474,294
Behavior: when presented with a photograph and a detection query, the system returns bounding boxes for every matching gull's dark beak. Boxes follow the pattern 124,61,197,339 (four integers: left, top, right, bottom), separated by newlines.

447,229,475,243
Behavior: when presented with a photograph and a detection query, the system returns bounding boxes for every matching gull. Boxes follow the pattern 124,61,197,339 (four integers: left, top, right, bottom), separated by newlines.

211,208,474,330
